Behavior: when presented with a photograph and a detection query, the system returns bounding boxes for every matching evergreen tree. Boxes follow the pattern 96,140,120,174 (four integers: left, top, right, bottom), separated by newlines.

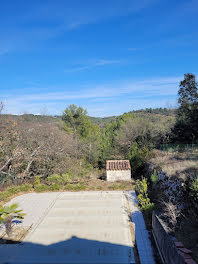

174,73,198,142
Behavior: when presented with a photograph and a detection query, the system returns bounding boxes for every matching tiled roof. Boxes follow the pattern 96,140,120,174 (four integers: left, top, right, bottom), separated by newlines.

106,160,131,171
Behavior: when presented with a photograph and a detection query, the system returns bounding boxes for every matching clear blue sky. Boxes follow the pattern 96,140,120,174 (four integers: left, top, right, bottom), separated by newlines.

0,0,198,116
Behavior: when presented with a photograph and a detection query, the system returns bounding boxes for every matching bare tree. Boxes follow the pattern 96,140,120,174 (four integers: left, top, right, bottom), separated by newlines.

0,116,82,183
115,117,151,153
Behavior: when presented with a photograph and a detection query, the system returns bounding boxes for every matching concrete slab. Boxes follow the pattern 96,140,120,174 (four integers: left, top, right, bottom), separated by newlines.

4,192,61,229
0,191,136,264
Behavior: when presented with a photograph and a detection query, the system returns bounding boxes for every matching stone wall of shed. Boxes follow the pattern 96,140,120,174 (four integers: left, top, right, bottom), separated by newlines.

106,170,131,182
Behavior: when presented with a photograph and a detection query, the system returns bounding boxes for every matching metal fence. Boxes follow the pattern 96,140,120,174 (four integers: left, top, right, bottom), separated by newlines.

159,143,198,152
152,212,185,264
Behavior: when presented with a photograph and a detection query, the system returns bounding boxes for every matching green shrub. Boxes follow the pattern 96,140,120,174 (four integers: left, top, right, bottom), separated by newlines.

151,170,159,185
64,184,74,190
73,183,87,191
6,186,21,195
85,162,93,170
61,173,74,183
78,168,89,178
137,193,151,207
19,184,32,192
141,203,155,219
135,177,148,196
47,173,73,185
47,174,63,185
34,184,49,192
190,176,198,201
33,176,40,186
135,177,155,219
109,183,127,190
0,191,10,201
6,184,32,194
128,142,154,177
64,183,86,191
0,184,32,202
48,184,61,191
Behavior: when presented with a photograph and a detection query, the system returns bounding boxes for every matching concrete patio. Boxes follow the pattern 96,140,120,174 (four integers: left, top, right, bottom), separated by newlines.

0,191,155,264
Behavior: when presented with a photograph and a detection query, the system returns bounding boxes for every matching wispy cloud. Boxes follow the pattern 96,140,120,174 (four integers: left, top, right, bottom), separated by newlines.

64,59,121,72
2,76,181,116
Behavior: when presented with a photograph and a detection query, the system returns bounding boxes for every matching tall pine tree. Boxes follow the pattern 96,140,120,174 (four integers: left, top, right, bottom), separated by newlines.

174,73,198,143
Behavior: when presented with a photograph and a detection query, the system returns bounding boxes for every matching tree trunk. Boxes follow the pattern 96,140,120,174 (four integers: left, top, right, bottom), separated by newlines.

6,215,12,237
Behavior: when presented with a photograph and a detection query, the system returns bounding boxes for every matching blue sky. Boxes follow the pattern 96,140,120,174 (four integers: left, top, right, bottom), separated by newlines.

0,0,198,117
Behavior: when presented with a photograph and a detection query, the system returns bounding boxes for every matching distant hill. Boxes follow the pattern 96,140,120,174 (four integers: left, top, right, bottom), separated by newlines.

90,108,176,126
1,108,176,127
131,108,176,116
1,114,59,123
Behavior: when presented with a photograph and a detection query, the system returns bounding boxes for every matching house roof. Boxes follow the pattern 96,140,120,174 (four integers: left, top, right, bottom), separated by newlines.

106,160,131,171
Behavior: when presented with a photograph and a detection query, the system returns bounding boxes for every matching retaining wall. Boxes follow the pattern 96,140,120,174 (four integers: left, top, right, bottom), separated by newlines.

152,212,185,264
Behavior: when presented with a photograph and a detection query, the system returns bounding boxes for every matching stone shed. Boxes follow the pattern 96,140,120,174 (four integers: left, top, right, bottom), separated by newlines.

106,160,131,182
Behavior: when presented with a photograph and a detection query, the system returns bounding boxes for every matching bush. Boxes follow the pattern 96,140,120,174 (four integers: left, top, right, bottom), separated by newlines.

34,184,49,192
48,184,61,191
141,203,155,219
0,184,32,202
64,183,87,191
6,186,21,195
73,183,87,191
47,174,63,185
61,173,74,183
135,177,155,220
128,142,154,177
109,183,127,190
19,184,32,192
64,184,74,190
78,168,90,178
190,176,198,201
33,176,40,186
47,173,73,185
151,170,159,185
0,191,10,201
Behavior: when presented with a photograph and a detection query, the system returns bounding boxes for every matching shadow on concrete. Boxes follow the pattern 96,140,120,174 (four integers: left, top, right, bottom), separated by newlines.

0,236,136,264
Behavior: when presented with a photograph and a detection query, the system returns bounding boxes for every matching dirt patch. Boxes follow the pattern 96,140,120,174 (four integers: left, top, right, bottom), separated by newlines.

86,178,135,191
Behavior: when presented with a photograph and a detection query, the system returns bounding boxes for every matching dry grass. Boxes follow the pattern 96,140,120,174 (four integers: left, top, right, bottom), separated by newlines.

0,226,30,244
151,149,198,180
151,149,198,262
